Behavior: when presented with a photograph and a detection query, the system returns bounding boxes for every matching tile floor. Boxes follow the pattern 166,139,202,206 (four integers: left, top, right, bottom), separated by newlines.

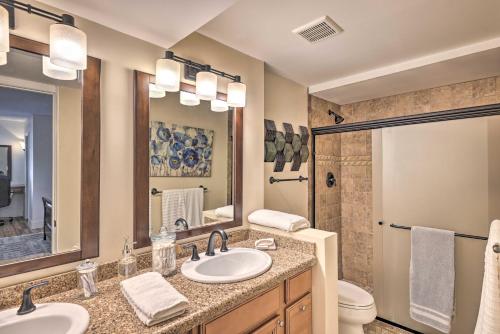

365,319,413,334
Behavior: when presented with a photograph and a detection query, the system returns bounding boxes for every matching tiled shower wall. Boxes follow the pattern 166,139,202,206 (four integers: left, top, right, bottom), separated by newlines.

309,76,500,291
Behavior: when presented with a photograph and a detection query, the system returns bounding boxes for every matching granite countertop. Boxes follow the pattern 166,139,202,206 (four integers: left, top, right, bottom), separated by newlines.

39,239,316,334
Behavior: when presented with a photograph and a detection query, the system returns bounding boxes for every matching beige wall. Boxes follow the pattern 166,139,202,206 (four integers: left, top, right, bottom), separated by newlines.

0,0,264,287
149,95,229,232
55,86,81,252
264,68,308,217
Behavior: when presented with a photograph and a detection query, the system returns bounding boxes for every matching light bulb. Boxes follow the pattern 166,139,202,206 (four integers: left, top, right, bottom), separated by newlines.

227,81,246,107
0,51,6,66
195,70,217,100
42,56,77,80
155,58,180,92
149,83,166,99
0,6,8,53
50,19,87,70
180,91,199,106
211,99,228,112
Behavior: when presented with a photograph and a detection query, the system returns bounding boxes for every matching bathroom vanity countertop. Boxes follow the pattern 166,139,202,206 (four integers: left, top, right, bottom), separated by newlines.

39,239,316,334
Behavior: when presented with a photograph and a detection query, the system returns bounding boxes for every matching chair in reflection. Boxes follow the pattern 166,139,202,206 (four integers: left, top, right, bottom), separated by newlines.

42,197,52,240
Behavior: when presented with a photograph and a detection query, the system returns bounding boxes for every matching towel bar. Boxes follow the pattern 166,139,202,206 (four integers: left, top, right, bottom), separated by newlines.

151,186,207,196
388,223,488,240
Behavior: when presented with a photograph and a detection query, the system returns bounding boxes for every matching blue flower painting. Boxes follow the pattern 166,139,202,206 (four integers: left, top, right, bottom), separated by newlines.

150,121,214,177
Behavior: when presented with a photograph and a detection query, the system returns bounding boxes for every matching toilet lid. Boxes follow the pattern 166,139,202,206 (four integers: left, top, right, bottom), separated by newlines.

338,280,374,308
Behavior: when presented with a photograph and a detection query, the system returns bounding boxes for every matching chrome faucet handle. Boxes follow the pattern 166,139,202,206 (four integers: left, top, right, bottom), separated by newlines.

182,243,200,261
17,281,49,315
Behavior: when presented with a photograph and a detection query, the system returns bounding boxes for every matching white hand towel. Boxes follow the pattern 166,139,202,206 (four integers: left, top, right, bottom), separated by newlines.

248,209,310,232
255,238,277,250
161,190,186,231
121,272,188,326
410,226,455,333
215,205,234,218
474,220,500,334
184,188,204,227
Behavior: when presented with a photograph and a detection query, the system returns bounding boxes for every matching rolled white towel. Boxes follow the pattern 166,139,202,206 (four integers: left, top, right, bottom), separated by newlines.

121,272,188,326
215,205,234,218
248,209,310,232
255,238,277,250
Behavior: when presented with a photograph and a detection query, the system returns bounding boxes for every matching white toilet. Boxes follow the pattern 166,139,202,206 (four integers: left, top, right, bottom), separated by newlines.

338,280,377,334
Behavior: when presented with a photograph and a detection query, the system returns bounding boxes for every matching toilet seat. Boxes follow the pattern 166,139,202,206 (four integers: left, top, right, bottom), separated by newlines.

338,280,374,310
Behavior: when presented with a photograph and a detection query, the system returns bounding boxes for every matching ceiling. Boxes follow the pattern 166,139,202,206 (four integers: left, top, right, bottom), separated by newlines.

199,0,500,104
36,0,240,48
33,0,500,104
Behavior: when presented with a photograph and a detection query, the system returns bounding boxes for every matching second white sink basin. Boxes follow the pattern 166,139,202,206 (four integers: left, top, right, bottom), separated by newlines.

181,247,272,283
0,303,89,334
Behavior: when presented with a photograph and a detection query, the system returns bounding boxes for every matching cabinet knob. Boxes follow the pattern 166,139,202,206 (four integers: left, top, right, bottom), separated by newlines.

300,305,307,311
277,320,285,327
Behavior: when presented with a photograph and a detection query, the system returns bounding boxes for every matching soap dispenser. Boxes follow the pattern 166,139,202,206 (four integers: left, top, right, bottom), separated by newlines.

118,237,137,279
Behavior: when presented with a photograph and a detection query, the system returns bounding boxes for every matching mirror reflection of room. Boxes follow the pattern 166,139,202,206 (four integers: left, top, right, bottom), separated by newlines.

149,90,233,233
0,49,82,265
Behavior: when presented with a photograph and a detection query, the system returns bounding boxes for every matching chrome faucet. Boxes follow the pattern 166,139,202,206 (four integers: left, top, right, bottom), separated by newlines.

205,229,229,256
175,218,189,230
17,281,48,315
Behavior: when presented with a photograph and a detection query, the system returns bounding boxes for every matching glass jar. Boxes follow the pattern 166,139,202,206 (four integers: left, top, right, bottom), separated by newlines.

76,259,98,298
151,228,176,276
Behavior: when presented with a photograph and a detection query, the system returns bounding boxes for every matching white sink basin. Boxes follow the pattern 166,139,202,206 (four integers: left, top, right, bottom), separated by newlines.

0,303,89,334
181,247,272,283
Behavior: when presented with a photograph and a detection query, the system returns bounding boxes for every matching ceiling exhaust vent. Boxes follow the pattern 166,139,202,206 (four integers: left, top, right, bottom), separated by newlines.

293,16,343,43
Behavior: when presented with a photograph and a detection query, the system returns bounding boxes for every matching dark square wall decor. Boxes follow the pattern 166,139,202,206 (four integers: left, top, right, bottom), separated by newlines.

283,123,294,143
264,119,277,142
264,120,310,169
274,151,286,172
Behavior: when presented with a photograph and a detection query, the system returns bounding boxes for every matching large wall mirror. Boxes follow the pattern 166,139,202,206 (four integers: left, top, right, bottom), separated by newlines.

134,71,243,248
0,35,100,277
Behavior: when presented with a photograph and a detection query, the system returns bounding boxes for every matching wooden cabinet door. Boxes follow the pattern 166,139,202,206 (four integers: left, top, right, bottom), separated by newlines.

285,293,312,334
251,316,280,334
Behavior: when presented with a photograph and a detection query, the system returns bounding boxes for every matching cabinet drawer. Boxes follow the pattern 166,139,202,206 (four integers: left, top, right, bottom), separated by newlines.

204,285,281,334
251,316,280,334
285,293,312,334
286,269,311,304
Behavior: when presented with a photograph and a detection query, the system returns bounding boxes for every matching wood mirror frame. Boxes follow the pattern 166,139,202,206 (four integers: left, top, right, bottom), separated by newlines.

133,70,243,248
0,35,101,278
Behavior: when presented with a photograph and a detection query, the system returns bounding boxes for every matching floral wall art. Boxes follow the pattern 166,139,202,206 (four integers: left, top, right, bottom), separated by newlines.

150,121,214,177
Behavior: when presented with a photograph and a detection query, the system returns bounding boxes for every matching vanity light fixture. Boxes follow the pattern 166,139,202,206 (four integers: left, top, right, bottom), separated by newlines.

0,5,8,52
156,51,180,92
180,91,200,106
195,65,217,100
211,99,228,112
0,51,6,65
227,76,246,108
42,55,77,80
0,0,87,70
149,83,166,99
50,14,87,70
154,50,246,106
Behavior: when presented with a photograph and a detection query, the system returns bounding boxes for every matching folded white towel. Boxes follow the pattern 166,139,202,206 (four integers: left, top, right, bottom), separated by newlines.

215,205,234,218
474,220,500,334
255,238,277,250
248,209,310,232
121,272,188,326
